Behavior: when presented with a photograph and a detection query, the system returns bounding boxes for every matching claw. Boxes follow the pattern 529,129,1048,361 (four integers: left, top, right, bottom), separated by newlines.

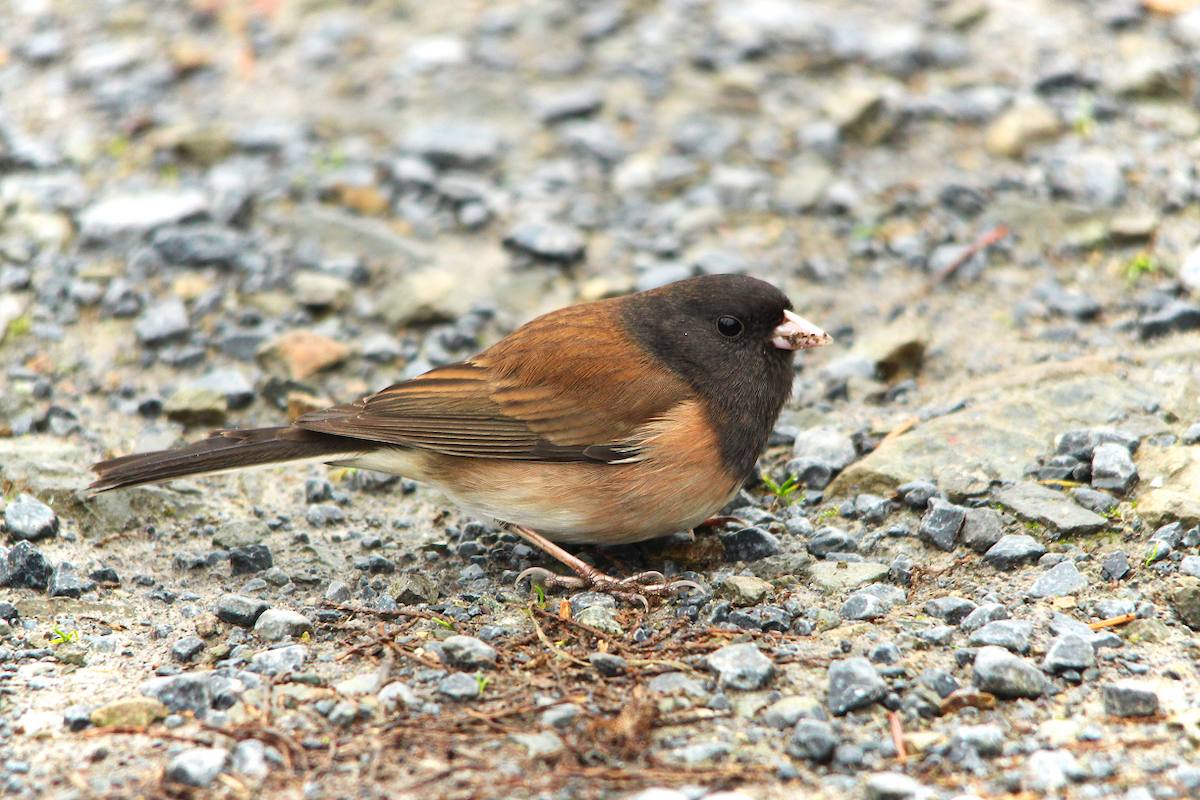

653,579,705,596
516,567,586,590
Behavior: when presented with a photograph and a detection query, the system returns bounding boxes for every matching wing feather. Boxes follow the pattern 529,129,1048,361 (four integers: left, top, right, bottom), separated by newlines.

295,303,694,462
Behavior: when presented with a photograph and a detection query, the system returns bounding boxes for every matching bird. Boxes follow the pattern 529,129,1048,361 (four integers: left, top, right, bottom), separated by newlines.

90,274,832,601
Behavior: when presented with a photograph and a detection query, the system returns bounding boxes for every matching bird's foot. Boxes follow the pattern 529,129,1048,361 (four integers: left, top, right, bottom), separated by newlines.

516,565,703,607
504,523,704,606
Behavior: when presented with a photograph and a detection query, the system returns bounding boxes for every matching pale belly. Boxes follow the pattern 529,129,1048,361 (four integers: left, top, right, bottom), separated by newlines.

336,446,743,546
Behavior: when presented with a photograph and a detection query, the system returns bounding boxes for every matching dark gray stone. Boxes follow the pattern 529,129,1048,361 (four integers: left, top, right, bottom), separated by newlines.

968,619,1033,653
503,221,585,262
961,507,1004,553
64,705,92,732
306,505,345,527
164,747,228,788
949,724,1005,757
172,636,206,663
1091,443,1137,495
983,534,1047,570
568,591,617,616
248,644,309,675
253,609,313,642
924,596,977,625
305,478,333,504
441,635,497,670
101,278,144,318
48,562,83,598
806,526,857,557
1183,423,1200,446
589,652,627,677
230,739,269,780
787,718,838,763
151,225,245,268
792,426,857,471
857,645,896,673
785,457,834,489
140,673,213,716
960,603,1010,632
403,121,500,168
535,85,604,124
919,499,965,551
186,370,255,410
4,494,58,541
854,494,891,523
438,671,482,701
706,642,775,690
972,646,1051,698
864,772,928,800
214,594,269,627
1101,682,1159,717
1152,521,1185,547
720,527,783,562
1042,633,1096,673
1141,300,1200,340
727,605,793,631
230,545,273,576
1037,454,1089,483
1072,487,1120,515
1,541,52,591
897,480,939,509
841,593,890,620
134,298,189,347
1029,560,1087,598
1057,428,1139,461
826,657,888,715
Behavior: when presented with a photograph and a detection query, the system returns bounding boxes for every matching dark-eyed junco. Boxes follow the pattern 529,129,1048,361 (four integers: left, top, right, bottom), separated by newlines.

90,274,831,599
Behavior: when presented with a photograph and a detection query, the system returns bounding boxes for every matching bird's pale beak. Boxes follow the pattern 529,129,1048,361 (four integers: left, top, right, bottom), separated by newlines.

771,309,833,351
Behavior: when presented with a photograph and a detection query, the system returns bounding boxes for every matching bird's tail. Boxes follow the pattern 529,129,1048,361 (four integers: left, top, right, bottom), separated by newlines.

89,426,364,492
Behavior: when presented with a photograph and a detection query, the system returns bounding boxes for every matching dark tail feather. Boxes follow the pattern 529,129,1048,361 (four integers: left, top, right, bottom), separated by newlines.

89,426,364,492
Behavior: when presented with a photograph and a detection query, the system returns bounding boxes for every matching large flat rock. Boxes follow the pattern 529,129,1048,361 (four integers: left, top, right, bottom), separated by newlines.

995,482,1106,537
829,361,1157,497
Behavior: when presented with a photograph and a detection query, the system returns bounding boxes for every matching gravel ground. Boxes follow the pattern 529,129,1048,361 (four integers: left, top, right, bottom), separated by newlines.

5,0,1200,798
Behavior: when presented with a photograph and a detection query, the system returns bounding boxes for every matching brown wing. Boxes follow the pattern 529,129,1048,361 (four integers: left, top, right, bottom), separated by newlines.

294,301,695,462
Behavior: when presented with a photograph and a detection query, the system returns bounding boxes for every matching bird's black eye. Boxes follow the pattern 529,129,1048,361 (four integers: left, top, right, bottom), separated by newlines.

716,316,743,337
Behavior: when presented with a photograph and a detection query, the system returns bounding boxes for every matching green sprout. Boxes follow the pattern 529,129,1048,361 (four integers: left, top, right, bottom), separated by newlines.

533,584,546,607
1073,98,1096,138
1123,253,1159,286
476,673,492,693
851,223,878,240
433,617,455,631
106,135,130,159
761,473,803,508
49,625,78,644
5,314,32,339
